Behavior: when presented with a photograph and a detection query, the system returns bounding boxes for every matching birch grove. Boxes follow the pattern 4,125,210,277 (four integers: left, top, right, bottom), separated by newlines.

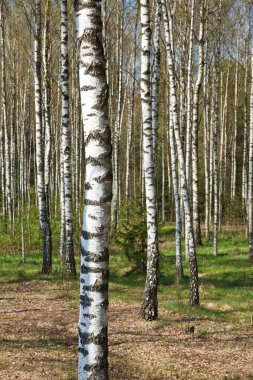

1,0,253,373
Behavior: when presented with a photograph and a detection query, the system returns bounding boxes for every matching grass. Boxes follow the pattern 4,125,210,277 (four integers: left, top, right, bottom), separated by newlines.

1,224,252,324
1,224,253,379
110,224,253,323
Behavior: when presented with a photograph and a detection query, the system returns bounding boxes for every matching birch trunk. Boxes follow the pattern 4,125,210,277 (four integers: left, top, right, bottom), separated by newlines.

125,10,138,204
192,3,204,246
185,0,195,257
248,43,253,260
111,0,124,230
0,1,11,224
231,54,238,201
161,126,165,224
151,0,161,177
209,89,214,226
168,98,183,282
204,48,210,241
213,52,220,256
43,0,51,211
218,68,229,231
243,45,249,227
76,0,112,377
162,0,199,305
140,0,159,320
185,0,195,189
61,0,76,275
34,0,52,274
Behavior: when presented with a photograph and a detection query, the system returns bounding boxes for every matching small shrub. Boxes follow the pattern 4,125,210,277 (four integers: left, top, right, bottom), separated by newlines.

114,199,147,273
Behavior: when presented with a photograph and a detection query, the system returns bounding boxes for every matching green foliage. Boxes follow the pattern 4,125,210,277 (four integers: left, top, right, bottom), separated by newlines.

0,191,82,257
114,199,147,273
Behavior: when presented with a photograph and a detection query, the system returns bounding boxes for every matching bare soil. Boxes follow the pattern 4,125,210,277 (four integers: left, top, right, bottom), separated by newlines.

0,281,253,380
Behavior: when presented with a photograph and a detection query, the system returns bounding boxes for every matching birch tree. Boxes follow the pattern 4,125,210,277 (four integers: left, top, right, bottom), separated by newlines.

213,21,221,257
204,42,210,241
243,38,249,227
168,96,183,281
162,0,199,305
34,0,52,274
60,0,76,275
248,42,253,260
231,47,239,201
0,1,12,225
140,0,159,320
191,2,205,246
151,0,161,177
126,8,138,205
76,0,112,377
111,0,124,231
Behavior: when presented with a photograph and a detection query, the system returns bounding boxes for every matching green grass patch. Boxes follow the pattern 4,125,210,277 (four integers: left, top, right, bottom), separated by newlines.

0,224,252,324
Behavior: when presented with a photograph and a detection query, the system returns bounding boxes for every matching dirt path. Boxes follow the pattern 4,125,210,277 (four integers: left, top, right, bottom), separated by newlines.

0,281,253,379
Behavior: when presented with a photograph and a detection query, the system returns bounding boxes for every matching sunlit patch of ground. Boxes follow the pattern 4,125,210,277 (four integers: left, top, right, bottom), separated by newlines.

0,281,253,379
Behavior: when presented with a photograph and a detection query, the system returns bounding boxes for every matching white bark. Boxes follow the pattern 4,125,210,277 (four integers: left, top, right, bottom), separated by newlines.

185,0,195,257
204,46,210,241
43,0,51,208
161,127,165,224
168,97,183,282
76,0,112,377
151,0,161,177
218,67,229,231
34,0,52,273
248,43,253,260
111,0,124,230
185,0,195,188
231,51,239,201
162,0,199,305
140,0,159,320
192,3,204,246
0,2,11,223
61,0,76,275
213,50,220,256
243,43,249,227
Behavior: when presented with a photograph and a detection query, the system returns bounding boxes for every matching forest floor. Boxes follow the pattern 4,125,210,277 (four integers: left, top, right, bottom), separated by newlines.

0,225,253,379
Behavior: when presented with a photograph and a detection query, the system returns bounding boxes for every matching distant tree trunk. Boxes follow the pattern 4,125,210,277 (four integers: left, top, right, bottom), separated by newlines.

185,0,194,189
209,85,214,227
151,0,161,178
34,0,52,274
0,0,6,230
162,0,199,305
248,43,253,260
192,3,204,246
20,82,27,263
0,1,11,225
43,0,51,212
126,7,138,205
140,0,159,320
161,126,165,224
204,46,210,241
231,51,238,201
76,0,112,377
185,0,195,257
60,0,76,275
213,81,219,255
168,95,183,282
243,42,249,229
218,67,229,231
213,29,221,256
111,0,124,230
